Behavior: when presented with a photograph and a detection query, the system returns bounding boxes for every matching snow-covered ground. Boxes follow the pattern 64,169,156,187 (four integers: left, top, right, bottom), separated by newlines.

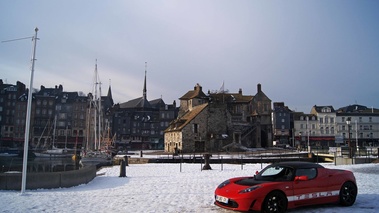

1,162,378,213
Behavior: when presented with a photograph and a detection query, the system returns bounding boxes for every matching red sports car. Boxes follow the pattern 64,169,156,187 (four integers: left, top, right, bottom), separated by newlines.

214,161,357,213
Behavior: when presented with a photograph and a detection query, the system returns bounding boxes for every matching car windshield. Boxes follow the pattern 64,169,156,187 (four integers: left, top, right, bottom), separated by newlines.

255,165,294,181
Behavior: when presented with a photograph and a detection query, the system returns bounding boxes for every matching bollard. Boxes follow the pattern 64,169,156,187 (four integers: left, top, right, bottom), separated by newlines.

202,153,212,170
119,159,126,177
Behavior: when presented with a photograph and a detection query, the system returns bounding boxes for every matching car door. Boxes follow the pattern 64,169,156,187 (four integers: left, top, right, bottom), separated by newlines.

292,168,330,206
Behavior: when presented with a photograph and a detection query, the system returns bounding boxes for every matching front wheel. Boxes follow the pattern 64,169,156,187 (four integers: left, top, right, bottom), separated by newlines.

339,181,357,206
261,191,288,213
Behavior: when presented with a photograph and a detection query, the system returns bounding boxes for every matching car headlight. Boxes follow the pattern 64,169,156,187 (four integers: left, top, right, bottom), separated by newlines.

239,185,261,194
217,180,231,189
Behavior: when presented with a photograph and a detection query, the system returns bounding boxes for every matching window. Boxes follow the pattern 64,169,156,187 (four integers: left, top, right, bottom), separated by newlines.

369,117,372,122
193,123,198,133
257,166,294,181
322,107,331,113
330,117,334,123
295,168,317,180
319,118,323,123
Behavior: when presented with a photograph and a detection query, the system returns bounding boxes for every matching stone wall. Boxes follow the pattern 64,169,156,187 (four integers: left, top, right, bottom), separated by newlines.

0,165,96,190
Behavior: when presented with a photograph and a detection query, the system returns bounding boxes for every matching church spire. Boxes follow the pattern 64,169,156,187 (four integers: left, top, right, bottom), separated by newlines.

107,79,114,106
143,62,147,100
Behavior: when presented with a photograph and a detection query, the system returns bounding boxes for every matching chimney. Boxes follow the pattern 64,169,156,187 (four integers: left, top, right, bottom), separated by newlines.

194,83,202,91
257,83,261,93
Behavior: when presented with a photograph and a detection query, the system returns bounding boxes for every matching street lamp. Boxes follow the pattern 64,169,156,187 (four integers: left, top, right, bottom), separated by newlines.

306,116,310,152
346,117,352,158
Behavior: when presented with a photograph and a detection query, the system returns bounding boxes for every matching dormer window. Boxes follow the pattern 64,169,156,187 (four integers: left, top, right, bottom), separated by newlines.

321,107,331,113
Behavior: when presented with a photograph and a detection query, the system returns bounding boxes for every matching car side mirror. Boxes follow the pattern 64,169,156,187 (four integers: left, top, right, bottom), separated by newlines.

295,175,308,181
255,171,259,175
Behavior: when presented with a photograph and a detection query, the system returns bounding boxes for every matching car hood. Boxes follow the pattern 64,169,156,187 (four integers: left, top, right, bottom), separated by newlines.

234,177,269,186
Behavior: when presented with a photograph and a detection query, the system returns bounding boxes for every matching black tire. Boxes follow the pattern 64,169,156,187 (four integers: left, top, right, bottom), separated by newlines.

339,181,357,206
261,191,288,213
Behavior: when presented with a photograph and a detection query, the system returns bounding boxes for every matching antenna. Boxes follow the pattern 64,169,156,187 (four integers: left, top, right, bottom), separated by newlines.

1,36,34,43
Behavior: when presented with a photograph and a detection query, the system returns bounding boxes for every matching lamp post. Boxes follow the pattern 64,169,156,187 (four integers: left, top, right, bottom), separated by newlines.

346,117,352,158
306,116,310,152
355,120,358,152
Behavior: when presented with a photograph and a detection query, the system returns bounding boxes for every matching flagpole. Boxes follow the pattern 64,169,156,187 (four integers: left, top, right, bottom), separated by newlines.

21,27,39,194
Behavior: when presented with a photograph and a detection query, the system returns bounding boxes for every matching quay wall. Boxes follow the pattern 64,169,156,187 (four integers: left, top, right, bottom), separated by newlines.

0,165,96,190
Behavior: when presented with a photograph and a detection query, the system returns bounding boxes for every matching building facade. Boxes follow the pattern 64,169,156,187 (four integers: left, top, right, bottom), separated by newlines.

111,71,178,150
289,104,379,150
0,80,26,147
272,102,292,146
165,83,273,153
336,105,379,148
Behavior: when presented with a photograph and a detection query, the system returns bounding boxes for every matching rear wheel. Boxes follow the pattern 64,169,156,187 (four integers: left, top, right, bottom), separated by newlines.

261,191,287,213
339,181,357,206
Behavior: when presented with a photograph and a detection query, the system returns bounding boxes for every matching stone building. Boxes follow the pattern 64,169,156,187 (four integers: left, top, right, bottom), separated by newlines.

165,83,272,153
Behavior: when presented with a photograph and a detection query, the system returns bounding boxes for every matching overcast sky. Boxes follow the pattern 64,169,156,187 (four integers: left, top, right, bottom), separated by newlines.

1,0,378,113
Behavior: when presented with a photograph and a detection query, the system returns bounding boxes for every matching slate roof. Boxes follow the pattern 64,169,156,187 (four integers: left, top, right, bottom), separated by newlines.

149,98,165,106
253,86,271,102
311,105,335,113
119,96,152,109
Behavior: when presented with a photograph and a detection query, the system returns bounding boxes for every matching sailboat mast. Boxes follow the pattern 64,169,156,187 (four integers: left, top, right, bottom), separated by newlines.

65,125,68,149
86,106,90,151
52,115,57,148
93,62,98,150
98,80,102,150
